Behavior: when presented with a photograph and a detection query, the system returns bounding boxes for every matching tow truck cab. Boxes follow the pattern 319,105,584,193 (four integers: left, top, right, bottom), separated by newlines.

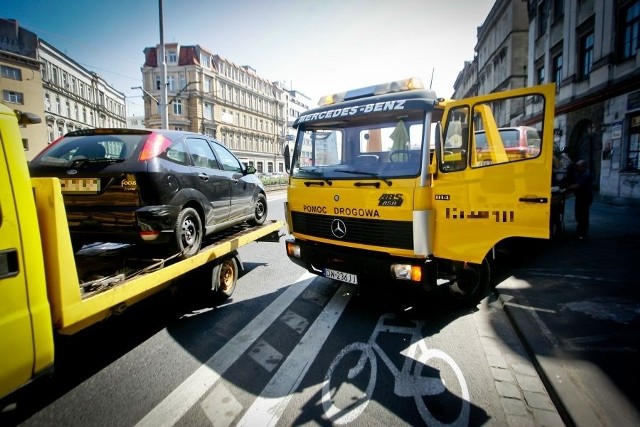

283,78,556,305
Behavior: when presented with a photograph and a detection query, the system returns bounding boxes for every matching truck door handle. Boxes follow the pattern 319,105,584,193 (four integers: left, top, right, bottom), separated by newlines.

198,173,209,181
519,197,548,203
0,249,19,279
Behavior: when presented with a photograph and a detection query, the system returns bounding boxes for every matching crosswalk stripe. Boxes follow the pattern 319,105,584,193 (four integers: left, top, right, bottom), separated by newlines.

237,282,355,427
136,272,316,427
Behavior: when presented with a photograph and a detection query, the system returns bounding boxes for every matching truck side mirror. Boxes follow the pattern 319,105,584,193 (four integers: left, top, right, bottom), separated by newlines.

284,145,291,173
431,122,441,177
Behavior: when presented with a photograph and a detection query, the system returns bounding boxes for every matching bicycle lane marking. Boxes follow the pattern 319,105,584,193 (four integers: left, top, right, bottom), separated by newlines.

135,271,317,427
237,281,355,427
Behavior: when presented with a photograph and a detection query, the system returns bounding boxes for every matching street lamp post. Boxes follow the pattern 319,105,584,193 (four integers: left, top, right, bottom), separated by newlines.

158,0,168,129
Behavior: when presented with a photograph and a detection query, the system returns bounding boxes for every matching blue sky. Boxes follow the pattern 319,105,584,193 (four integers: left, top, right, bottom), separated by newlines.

2,0,495,116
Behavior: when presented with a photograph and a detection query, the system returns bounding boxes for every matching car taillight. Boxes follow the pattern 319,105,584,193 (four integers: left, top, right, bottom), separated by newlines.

139,133,172,161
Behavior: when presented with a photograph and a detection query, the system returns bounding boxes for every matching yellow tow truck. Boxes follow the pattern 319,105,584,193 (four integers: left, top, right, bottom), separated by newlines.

283,78,556,306
0,103,283,400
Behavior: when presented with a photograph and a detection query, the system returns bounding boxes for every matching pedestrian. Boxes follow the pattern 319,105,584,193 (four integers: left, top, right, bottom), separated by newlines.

566,159,594,240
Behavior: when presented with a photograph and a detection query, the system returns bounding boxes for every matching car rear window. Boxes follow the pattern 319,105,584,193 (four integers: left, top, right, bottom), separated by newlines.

33,134,149,165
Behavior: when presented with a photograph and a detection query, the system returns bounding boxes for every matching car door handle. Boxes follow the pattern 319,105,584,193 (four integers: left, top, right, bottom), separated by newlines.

198,173,209,181
519,197,548,203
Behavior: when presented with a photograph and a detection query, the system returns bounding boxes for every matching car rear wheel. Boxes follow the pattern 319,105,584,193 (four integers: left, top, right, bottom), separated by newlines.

248,192,267,226
172,207,203,259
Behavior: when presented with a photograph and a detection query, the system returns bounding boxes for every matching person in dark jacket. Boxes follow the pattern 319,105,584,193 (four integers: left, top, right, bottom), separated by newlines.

566,159,594,240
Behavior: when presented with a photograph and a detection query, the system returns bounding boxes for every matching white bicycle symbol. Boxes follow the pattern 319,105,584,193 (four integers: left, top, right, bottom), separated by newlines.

321,313,470,426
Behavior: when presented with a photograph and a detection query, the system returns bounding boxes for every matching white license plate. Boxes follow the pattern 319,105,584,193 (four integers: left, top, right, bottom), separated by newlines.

60,178,100,194
324,268,358,284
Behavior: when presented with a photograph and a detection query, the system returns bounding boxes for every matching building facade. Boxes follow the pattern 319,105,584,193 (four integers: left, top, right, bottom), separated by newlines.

140,44,289,174
40,39,126,147
1,19,46,158
454,1,640,203
0,19,126,160
285,88,311,165
528,0,640,202
452,0,529,126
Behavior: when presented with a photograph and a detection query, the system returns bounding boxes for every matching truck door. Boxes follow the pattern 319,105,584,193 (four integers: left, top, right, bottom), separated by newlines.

0,108,55,399
0,132,37,397
432,84,556,264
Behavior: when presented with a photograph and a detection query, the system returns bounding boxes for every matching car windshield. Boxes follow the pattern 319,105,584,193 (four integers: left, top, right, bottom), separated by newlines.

34,134,148,166
291,111,426,181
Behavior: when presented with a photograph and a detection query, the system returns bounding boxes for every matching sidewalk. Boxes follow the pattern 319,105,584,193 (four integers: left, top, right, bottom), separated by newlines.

494,197,640,427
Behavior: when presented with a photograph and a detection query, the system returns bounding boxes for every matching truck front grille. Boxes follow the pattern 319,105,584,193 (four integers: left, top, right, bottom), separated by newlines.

291,212,413,250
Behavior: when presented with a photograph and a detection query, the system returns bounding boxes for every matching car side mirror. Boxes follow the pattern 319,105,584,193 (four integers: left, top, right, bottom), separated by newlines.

246,165,257,174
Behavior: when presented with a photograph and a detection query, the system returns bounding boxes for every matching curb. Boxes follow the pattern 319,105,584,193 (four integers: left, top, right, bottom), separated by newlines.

496,289,604,427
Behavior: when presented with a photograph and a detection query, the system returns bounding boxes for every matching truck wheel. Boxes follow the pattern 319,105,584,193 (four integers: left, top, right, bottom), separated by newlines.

172,207,203,259
248,192,267,226
212,256,239,299
439,258,491,307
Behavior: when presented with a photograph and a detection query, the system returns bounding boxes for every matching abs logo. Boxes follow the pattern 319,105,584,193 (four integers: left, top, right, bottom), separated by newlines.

378,193,403,207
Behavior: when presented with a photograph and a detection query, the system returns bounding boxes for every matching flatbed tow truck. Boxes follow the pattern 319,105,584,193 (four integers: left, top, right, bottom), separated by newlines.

0,103,283,400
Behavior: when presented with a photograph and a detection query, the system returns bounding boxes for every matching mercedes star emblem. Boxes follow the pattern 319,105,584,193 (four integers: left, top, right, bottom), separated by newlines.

331,218,347,239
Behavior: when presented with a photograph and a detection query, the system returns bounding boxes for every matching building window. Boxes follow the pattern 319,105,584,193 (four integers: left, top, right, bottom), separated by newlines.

168,50,177,63
579,31,594,79
536,64,545,84
552,53,563,89
156,75,162,90
204,103,213,120
173,99,182,115
626,114,640,170
1,65,22,80
3,90,24,104
619,1,640,60
552,0,564,21
167,75,175,91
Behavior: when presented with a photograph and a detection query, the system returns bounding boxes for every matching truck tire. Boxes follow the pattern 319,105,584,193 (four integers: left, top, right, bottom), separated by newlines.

438,258,491,307
211,256,239,300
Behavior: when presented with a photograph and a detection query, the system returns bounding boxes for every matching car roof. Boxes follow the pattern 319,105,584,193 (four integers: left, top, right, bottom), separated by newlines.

64,128,215,141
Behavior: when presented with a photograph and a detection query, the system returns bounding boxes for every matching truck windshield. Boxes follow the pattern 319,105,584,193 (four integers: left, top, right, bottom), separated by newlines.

291,111,426,181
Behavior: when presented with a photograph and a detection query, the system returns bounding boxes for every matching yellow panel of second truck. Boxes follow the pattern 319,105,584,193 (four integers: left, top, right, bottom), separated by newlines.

0,105,55,399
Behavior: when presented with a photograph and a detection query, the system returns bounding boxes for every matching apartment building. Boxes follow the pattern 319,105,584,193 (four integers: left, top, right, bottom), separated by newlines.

0,19,126,160
454,0,640,202
40,39,126,145
140,44,288,174
529,0,640,202
285,88,311,166
0,18,45,158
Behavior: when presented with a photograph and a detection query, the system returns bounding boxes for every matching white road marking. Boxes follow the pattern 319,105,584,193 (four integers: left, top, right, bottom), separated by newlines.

201,382,242,427
238,282,355,427
280,309,309,334
247,338,283,373
135,272,316,427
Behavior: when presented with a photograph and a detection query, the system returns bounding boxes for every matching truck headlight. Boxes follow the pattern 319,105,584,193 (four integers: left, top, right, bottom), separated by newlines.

286,241,301,258
391,264,422,282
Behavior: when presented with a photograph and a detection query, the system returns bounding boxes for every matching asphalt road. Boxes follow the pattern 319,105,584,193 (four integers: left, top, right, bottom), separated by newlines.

0,190,576,426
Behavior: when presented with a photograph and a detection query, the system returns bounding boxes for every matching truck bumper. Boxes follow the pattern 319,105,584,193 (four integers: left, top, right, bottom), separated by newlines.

285,237,437,291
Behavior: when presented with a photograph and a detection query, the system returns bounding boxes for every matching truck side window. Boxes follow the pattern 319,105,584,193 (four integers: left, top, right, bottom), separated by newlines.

441,106,469,172
469,94,543,168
